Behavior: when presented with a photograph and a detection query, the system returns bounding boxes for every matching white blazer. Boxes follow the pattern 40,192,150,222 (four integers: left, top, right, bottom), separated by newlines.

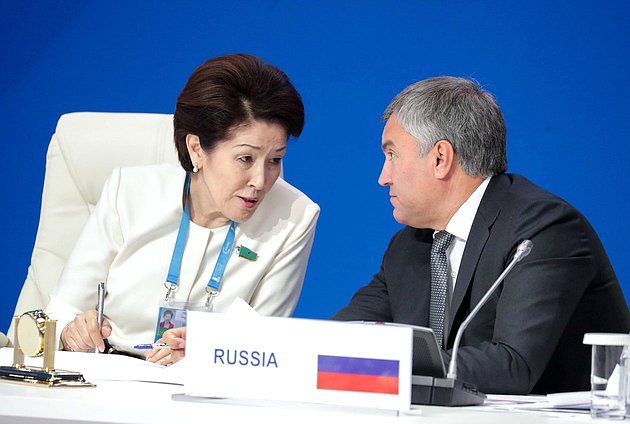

46,164,320,352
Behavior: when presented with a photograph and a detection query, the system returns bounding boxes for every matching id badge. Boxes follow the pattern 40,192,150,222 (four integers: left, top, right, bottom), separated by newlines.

153,300,213,342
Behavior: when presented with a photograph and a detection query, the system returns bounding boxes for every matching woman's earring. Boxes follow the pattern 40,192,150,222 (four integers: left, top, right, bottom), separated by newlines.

192,164,199,173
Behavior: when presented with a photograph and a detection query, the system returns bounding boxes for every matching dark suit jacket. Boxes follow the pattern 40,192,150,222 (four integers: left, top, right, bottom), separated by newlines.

333,173,630,394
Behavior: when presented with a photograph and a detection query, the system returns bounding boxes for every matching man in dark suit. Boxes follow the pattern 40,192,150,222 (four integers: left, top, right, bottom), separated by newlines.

332,76,630,395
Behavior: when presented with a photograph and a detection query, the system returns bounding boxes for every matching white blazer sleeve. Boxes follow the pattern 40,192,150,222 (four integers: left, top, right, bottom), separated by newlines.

248,202,320,317
45,168,124,347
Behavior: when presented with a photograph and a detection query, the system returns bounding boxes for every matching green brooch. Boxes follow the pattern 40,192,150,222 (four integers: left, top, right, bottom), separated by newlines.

237,245,258,261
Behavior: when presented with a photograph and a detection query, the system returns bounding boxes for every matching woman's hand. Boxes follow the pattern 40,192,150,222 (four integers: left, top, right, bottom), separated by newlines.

61,309,112,353
145,327,187,366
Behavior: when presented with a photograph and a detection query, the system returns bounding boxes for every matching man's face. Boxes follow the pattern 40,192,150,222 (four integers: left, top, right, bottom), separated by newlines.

378,114,440,229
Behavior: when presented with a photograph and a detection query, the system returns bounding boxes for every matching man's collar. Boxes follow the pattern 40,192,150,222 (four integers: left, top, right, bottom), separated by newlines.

440,177,492,242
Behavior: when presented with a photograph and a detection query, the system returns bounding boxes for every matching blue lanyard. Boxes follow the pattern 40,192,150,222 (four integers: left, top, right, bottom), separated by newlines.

164,173,236,303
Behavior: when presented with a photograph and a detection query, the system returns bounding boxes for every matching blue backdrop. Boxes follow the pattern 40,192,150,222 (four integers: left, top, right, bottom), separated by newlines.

1,1,629,333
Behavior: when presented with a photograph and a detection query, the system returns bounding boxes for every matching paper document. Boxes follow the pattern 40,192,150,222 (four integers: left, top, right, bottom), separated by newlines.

0,298,256,386
225,296,260,317
480,391,590,413
0,348,185,385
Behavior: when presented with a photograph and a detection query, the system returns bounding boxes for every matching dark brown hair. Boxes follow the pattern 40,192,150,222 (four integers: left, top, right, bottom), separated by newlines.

173,54,304,171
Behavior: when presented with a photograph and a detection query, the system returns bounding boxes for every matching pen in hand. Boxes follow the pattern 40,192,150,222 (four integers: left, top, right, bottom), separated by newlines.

96,281,106,354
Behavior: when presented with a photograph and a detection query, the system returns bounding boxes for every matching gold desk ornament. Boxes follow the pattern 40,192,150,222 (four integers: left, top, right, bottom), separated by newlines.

0,310,95,387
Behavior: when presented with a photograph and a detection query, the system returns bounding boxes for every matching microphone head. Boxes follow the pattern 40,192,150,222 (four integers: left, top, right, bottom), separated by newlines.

515,240,533,261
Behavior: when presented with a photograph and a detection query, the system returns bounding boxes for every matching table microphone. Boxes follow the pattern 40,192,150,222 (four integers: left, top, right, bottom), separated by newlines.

412,239,533,406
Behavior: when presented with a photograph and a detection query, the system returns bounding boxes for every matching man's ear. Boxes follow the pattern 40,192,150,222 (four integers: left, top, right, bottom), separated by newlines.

433,139,456,179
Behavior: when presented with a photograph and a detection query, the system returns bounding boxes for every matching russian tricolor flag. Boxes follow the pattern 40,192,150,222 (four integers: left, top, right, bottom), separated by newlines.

317,355,399,395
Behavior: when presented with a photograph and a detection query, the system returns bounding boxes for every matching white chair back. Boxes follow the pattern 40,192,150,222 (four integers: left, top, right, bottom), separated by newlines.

7,112,178,342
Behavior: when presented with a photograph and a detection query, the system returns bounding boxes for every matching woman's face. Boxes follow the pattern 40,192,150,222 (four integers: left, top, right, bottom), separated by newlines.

187,120,288,228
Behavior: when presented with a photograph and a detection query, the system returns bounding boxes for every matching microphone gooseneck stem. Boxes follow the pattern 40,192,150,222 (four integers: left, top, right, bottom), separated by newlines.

446,240,532,379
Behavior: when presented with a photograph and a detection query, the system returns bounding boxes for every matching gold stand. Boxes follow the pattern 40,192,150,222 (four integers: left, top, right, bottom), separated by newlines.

0,311,95,387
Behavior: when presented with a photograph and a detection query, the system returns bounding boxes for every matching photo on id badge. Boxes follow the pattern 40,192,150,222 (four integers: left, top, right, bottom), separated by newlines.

154,306,187,341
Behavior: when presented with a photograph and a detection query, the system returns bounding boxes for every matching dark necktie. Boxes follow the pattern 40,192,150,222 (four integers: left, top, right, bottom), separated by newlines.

429,231,455,349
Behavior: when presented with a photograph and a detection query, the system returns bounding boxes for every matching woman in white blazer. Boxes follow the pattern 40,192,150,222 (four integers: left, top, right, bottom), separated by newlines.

45,54,320,362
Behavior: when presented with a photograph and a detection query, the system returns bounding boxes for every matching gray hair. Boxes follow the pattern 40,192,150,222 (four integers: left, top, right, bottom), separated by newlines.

382,76,507,178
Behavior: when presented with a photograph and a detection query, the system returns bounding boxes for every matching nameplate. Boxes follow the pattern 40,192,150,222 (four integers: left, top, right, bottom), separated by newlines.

182,312,412,411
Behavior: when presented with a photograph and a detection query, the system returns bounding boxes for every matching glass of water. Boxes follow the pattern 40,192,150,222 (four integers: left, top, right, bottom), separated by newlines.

584,333,630,420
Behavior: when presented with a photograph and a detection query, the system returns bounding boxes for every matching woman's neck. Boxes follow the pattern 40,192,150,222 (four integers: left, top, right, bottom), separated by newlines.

187,176,230,229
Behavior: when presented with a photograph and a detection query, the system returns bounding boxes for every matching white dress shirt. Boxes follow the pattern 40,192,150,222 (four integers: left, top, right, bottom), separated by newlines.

433,177,490,341
441,177,491,301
